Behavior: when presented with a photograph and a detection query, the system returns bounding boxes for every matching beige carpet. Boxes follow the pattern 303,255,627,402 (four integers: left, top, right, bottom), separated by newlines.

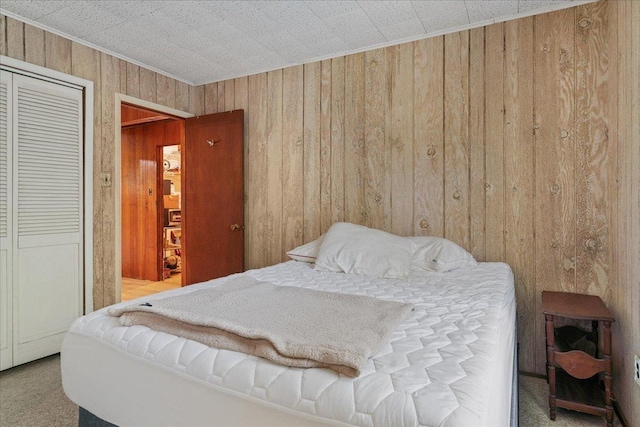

0,355,623,427
0,355,77,427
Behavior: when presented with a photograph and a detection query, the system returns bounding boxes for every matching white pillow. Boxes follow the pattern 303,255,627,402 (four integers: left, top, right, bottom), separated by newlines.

286,235,324,262
315,223,413,278
409,236,477,272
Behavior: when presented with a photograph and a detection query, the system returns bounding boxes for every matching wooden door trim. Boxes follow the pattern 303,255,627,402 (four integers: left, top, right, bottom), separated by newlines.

155,145,165,281
114,93,193,303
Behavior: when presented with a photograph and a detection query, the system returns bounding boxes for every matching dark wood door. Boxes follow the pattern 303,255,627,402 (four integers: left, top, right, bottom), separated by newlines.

183,110,244,285
121,125,162,281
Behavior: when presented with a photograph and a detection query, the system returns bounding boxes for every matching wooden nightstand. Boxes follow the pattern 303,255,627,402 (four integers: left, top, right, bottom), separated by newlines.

542,291,614,427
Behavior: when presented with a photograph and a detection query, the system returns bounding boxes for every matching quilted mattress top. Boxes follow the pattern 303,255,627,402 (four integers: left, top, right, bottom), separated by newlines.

68,261,515,427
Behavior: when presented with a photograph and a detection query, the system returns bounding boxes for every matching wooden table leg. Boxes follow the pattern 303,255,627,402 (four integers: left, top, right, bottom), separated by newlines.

603,320,613,427
545,313,557,421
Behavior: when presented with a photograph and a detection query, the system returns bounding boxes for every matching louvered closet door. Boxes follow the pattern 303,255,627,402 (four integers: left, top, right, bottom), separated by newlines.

12,74,83,365
0,71,13,370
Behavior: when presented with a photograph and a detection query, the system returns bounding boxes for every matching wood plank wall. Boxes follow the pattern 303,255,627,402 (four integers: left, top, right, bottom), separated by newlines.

612,0,640,424
0,15,195,310
2,1,637,419
194,0,635,388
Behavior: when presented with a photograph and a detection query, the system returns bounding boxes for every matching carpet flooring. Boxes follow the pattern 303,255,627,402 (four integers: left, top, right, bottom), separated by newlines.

0,355,622,427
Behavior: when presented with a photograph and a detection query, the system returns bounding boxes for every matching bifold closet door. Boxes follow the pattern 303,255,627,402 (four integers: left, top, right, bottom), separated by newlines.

0,71,13,370
12,74,83,366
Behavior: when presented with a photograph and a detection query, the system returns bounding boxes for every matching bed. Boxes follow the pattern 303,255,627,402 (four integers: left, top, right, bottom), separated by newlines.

61,259,517,427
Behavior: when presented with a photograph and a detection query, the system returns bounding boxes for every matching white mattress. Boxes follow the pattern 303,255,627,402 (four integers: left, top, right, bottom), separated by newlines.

62,261,516,427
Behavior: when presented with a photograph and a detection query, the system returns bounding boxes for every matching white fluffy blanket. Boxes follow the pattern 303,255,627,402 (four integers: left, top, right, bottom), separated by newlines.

109,276,413,377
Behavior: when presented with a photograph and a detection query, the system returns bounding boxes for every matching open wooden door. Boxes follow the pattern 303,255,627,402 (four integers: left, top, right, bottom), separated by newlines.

183,110,244,285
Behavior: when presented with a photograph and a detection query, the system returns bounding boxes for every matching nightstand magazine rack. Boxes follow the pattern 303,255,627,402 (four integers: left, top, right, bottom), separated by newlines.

542,291,614,427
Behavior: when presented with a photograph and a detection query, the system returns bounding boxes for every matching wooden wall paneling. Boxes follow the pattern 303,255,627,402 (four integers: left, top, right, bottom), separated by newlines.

120,126,148,280
122,121,181,280
282,66,304,255
266,70,284,264
156,74,175,109
469,27,486,261
23,24,44,66
71,42,103,309
126,63,140,98
247,73,268,269
121,127,137,278
612,0,627,417
217,80,225,112
626,3,639,422
193,85,205,116
504,17,536,373
330,56,345,226
320,60,332,233
45,32,71,74
224,79,234,111
344,53,366,226
533,8,577,374
389,44,414,236
232,77,249,266
613,0,640,422
204,82,218,114
100,53,120,306
303,62,322,241
575,0,613,300
484,23,506,261
187,85,194,113
119,61,127,94
444,31,470,248
364,48,391,231
139,67,156,103
6,17,24,60
121,105,169,126
175,81,190,112
0,16,6,56
413,37,444,237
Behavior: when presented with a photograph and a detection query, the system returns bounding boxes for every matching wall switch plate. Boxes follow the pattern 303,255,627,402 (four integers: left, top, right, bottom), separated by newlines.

100,172,112,187
635,354,640,387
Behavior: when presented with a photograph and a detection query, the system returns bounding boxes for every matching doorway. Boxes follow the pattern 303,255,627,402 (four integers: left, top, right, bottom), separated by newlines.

114,94,245,304
120,103,185,301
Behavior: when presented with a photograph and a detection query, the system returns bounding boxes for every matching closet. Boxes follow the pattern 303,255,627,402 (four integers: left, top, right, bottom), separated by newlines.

0,69,84,370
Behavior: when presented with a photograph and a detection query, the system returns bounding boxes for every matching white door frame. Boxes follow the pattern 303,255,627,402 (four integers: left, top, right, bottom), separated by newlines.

1,55,94,314
114,94,193,302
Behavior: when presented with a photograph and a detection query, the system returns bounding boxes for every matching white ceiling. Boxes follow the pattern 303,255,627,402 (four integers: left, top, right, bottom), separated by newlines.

1,0,595,85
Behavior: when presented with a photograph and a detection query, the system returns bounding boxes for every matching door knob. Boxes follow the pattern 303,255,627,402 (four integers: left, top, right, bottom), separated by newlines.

230,224,241,231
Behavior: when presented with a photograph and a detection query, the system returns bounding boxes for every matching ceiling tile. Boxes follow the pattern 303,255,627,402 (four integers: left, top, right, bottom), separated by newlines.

378,19,428,41
253,1,338,46
0,0,78,21
37,2,125,38
323,8,386,49
358,1,424,28
323,9,379,35
411,0,470,33
304,0,362,19
148,1,224,29
465,1,519,22
342,29,387,49
519,0,573,13
92,0,170,20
